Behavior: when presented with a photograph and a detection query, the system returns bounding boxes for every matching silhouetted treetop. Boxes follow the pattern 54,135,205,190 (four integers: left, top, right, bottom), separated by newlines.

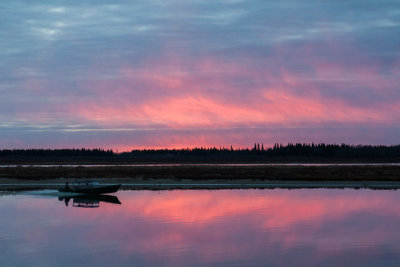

1,143,400,163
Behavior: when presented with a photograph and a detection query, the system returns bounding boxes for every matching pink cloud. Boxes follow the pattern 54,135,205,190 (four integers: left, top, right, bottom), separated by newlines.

7,43,399,149
65,88,393,130
56,51,397,132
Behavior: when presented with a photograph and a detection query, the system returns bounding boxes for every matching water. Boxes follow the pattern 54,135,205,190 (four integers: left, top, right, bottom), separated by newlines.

1,163,400,167
1,189,400,266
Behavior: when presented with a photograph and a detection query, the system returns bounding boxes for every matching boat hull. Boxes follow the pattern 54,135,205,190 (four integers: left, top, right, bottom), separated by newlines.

59,184,121,194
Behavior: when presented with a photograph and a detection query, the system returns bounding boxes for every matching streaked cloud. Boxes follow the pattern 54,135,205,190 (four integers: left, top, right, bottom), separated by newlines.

0,0,399,149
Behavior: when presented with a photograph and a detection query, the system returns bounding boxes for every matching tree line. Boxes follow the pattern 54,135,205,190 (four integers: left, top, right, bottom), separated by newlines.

1,143,400,163
0,148,114,158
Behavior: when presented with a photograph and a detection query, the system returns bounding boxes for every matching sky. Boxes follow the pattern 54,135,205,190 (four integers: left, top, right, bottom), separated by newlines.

1,0,399,151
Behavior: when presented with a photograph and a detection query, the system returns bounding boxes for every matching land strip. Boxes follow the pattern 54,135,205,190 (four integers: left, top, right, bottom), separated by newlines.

1,178,400,191
0,164,399,180
1,164,400,190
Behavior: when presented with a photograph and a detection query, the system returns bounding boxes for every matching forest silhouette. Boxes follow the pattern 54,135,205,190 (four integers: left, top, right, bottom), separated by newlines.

1,143,400,163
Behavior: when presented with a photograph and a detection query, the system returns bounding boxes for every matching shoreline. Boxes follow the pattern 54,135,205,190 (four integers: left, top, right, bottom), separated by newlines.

1,164,400,190
2,178,400,191
1,164,399,180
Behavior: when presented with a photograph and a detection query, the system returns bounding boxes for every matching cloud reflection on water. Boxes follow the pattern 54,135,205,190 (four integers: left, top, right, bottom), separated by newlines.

1,189,400,266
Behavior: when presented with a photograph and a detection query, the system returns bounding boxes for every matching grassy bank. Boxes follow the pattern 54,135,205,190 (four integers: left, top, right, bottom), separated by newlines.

0,165,399,181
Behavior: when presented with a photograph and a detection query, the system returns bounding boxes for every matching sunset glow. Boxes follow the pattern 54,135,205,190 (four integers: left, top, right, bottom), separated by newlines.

1,1,399,149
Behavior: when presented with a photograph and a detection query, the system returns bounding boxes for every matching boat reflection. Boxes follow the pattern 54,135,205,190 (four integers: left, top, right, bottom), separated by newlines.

58,194,121,208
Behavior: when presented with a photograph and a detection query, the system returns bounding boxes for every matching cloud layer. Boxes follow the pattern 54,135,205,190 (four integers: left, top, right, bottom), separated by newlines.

1,0,399,149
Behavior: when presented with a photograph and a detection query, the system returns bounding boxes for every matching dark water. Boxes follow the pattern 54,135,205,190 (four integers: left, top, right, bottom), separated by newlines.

1,189,400,266
1,163,400,167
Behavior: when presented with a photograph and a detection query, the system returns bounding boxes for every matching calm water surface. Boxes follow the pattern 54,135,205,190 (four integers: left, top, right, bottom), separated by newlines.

1,163,400,167
1,189,400,266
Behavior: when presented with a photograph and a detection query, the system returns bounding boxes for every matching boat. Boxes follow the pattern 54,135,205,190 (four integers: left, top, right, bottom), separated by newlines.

58,181,121,195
